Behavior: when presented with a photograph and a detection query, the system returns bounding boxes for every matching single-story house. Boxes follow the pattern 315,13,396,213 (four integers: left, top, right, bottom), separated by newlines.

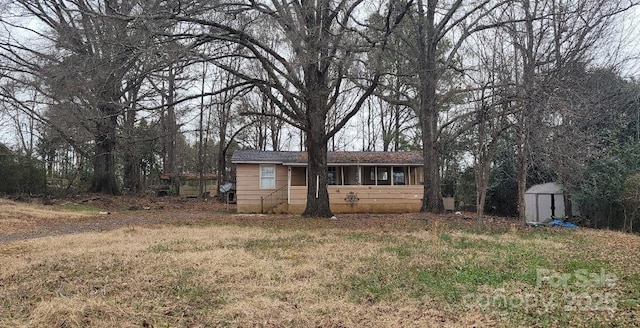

525,182,579,222
231,150,425,214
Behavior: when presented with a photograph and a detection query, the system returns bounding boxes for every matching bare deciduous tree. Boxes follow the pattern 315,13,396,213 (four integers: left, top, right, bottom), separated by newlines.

504,0,635,222
165,0,410,217
369,0,510,213
0,0,172,194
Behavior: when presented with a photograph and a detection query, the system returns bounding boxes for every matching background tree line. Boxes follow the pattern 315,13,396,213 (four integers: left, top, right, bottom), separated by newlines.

0,0,639,229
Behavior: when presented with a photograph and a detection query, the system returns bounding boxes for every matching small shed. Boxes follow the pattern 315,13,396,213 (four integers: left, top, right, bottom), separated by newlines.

219,182,237,204
525,182,574,222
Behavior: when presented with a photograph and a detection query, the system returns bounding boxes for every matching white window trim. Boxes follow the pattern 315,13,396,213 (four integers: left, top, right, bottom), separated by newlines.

260,164,276,189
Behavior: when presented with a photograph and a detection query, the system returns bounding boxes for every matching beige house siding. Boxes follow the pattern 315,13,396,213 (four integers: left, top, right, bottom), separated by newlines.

288,185,423,214
236,163,289,213
235,161,424,214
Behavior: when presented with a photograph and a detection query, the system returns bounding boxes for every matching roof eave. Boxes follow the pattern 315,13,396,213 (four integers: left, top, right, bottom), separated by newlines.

282,162,423,166
232,160,283,164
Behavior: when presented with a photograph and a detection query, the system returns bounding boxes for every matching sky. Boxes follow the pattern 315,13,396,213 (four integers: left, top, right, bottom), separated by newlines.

613,5,640,77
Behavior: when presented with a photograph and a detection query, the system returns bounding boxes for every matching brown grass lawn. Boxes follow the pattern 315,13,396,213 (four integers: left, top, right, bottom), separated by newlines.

0,198,639,327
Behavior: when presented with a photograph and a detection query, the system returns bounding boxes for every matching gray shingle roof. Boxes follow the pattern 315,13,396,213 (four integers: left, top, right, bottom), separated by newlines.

231,150,423,165
231,150,304,163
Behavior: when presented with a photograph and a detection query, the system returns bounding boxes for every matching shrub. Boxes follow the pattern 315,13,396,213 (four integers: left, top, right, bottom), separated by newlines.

0,153,47,195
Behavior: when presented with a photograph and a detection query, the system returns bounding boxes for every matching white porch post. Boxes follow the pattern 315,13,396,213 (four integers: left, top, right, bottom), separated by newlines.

374,166,378,185
287,167,291,205
391,166,394,186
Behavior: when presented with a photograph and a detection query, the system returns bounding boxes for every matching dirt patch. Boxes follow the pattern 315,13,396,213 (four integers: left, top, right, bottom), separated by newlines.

35,194,234,212
0,196,235,243
0,195,525,243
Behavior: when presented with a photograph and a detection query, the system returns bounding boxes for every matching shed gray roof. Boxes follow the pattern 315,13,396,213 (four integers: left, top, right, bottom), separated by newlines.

525,182,563,194
231,150,423,165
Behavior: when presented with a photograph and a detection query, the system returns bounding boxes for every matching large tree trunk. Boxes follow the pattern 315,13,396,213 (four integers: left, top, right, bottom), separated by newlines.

474,117,487,223
516,1,536,224
91,101,120,195
301,38,333,218
515,108,529,223
473,136,505,224
420,120,443,213
476,171,488,224
474,100,506,225
265,95,282,151
166,71,177,175
302,64,332,217
564,192,573,219
216,96,230,198
417,0,443,214
122,103,141,193
122,141,140,193
163,66,179,192
302,116,332,218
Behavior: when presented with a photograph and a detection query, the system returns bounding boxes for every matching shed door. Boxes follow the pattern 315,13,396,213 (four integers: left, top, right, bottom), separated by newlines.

537,194,565,220
538,194,553,221
553,194,565,218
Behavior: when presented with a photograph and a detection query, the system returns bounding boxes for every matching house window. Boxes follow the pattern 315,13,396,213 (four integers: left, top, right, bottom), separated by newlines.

328,167,337,185
393,167,405,185
260,165,276,189
291,167,307,186
370,167,388,181
343,166,359,185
